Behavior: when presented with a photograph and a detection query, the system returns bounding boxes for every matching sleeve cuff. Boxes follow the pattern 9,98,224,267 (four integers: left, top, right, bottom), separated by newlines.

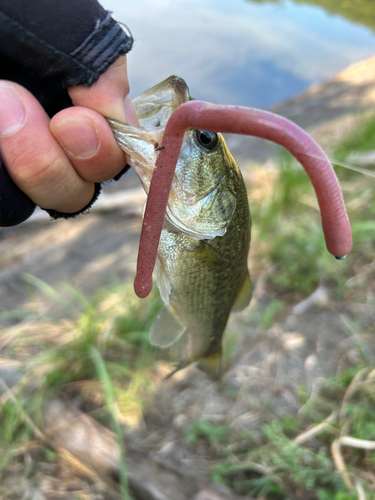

69,12,133,87
0,10,133,90
43,182,102,220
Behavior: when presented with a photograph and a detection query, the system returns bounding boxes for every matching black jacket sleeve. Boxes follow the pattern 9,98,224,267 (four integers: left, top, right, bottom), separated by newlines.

0,0,133,227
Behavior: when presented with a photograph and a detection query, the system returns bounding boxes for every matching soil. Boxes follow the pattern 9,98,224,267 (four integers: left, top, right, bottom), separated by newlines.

1,56,375,499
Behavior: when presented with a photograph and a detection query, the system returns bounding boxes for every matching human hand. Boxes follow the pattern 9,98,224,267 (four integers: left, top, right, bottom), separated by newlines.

0,55,138,216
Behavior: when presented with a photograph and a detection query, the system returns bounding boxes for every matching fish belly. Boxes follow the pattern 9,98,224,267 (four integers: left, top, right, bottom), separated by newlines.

157,218,249,365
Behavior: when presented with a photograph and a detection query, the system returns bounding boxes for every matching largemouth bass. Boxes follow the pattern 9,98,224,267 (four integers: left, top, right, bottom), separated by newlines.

108,75,251,377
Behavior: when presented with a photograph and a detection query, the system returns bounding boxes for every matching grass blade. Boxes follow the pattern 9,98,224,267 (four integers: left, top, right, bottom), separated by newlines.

90,346,129,499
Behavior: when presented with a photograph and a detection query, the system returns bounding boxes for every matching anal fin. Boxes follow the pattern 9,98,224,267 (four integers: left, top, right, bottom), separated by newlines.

164,351,223,380
198,352,222,379
232,270,252,312
150,306,187,348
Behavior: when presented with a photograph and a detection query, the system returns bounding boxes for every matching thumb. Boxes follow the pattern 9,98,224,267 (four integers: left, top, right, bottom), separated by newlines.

67,55,139,126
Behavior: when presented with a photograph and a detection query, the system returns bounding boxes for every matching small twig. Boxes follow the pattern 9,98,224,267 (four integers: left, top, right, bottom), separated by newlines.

242,460,284,488
340,436,375,450
340,367,371,427
331,438,353,490
355,481,366,500
242,459,276,477
12,440,44,456
294,412,339,445
343,368,371,404
331,435,375,492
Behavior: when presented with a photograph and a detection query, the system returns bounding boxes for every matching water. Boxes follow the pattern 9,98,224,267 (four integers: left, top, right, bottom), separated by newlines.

101,0,375,109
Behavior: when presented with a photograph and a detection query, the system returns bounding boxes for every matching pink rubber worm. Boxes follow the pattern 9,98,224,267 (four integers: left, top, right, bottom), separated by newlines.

134,100,353,298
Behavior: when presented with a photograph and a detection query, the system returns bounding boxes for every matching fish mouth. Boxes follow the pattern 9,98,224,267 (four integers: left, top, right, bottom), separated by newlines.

106,76,194,197
133,75,192,130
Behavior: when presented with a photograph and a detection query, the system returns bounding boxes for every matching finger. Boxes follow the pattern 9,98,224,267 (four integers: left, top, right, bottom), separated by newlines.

50,106,126,183
68,55,140,126
0,81,94,213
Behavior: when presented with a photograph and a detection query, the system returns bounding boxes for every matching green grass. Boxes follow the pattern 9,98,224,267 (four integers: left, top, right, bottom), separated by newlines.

257,299,286,329
204,361,375,498
91,346,129,499
186,419,231,446
250,112,375,302
31,282,164,391
0,281,164,495
251,153,342,297
334,113,375,162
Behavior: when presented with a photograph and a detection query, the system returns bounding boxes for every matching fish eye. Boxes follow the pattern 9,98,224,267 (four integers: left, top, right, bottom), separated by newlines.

194,130,218,151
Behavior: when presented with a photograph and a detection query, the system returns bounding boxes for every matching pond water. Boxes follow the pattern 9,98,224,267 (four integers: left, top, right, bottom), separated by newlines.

101,0,375,109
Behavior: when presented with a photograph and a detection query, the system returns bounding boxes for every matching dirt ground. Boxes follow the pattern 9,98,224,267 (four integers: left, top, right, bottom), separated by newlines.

1,56,375,499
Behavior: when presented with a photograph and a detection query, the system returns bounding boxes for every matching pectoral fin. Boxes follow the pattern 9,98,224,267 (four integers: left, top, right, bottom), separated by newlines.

150,306,187,348
154,255,171,305
232,270,252,312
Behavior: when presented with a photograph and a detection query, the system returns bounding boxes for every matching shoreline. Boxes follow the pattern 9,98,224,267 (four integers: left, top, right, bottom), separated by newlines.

227,54,375,163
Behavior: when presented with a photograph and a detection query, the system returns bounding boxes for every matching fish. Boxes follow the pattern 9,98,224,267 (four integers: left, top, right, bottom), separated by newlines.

108,75,252,378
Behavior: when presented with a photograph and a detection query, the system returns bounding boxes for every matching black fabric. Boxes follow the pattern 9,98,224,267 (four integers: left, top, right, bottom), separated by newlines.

0,0,108,54
0,158,36,226
0,0,133,227
113,164,131,181
0,10,133,92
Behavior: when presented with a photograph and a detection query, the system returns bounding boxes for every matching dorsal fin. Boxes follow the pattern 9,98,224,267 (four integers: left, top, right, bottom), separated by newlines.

150,306,187,348
232,270,252,312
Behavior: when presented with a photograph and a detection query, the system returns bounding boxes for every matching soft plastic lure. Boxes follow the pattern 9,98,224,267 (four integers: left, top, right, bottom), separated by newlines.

133,100,353,298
